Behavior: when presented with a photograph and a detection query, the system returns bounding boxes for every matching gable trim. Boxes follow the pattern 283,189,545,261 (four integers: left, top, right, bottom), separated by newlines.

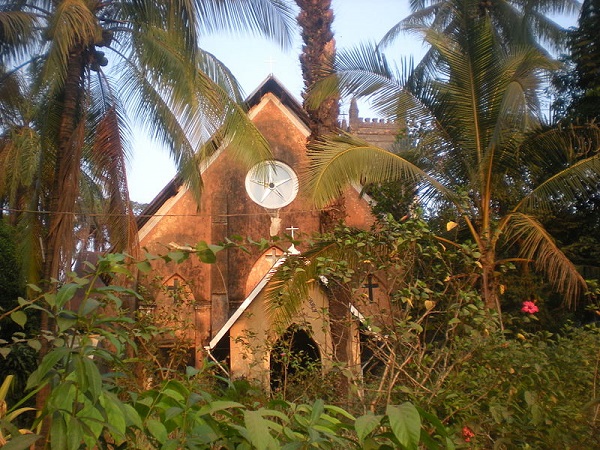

137,146,226,242
248,92,310,138
208,256,287,349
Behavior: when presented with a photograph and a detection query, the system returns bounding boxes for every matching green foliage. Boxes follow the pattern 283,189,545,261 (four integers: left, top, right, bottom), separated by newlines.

398,325,600,449
307,0,600,313
0,219,27,340
269,215,484,335
1,238,595,449
269,215,598,447
0,375,38,448
0,249,451,448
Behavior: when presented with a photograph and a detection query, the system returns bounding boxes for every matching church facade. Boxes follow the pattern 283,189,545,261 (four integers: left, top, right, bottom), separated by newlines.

136,76,394,386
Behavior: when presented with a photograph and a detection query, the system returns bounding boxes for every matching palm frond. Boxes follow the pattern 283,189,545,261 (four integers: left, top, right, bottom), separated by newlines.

306,133,453,209
88,105,135,253
0,9,40,62
194,0,295,49
40,0,100,89
378,2,445,48
517,153,600,213
0,126,42,205
501,212,587,307
266,231,392,328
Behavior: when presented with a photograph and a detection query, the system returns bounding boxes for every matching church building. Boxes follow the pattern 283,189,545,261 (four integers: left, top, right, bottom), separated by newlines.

135,76,396,387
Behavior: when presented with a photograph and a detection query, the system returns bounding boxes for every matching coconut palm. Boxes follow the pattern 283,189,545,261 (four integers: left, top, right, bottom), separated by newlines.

305,0,600,315
0,0,295,283
381,0,581,53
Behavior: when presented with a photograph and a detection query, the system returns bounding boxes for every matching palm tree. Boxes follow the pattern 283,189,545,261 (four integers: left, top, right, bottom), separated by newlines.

305,0,600,315
2,1,295,445
0,0,295,284
381,0,581,53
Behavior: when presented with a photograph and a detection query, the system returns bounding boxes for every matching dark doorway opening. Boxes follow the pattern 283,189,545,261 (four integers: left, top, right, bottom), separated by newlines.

270,325,321,395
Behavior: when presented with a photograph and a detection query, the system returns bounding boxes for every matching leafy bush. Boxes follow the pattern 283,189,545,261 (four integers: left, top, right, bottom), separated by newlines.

403,325,600,449
270,217,599,448
0,250,452,449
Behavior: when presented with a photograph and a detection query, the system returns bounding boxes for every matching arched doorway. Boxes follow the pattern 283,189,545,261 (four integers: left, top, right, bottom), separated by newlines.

270,325,321,396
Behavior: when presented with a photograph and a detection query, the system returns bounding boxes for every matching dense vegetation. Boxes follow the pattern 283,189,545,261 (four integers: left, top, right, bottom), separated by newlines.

1,0,599,448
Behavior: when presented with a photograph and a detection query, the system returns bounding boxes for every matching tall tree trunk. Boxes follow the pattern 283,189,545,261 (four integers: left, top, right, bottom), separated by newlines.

480,246,504,329
36,49,87,449
295,0,345,230
296,0,339,140
296,0,351,394
43,52,86,284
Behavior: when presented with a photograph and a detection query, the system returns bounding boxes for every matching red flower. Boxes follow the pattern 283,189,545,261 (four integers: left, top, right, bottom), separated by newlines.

462,426,475,442
521,301,539,314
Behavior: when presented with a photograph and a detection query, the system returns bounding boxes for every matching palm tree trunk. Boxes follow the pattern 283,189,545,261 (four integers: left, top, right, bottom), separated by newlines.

296,0,339,140
480,247,504,329
36,49,86,449
43,51,86,284
296,0,352,394
295,0,344,230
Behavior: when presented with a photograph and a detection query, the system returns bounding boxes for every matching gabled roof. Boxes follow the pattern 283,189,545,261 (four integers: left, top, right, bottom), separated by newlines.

208,254,288,349
136,75,308,231
245,75,308,124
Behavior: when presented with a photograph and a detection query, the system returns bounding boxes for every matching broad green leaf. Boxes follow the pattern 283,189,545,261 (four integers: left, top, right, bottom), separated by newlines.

122,402,143,429
147,419,168,444
208,244,224,253
27,283,42,293
26,347,71,389
0,434,41,450
99,393,127,437
164,406,184,422
387,403,421,450
44,292,56,307
197,400,244,416
81,356,102,400
167,251,186,263
56,283,79,308
66,417,83,450
27,339,41,351
160,387,186,403
324,404,356,421
354,414,383,445
244,410,278,450
79,297,101,316
10,311,27,328
56,311,78,333
197,249,217,264
136,260,152,273
310,399,325,424
50,413,68,450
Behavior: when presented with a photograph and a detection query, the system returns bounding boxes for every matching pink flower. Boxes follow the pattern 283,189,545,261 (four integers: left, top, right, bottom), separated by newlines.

462,426,475,442
521,301,539,314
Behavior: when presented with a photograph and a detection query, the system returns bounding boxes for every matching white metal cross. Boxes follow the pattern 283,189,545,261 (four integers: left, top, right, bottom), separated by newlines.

286,225,299,239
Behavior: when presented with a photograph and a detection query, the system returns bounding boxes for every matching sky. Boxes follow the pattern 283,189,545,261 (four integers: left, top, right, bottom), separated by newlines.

127,0,423,203
126,1,577,204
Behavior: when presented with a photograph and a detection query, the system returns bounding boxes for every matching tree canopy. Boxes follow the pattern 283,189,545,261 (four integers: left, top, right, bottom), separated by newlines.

0,0,295,282
305,0,599,314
